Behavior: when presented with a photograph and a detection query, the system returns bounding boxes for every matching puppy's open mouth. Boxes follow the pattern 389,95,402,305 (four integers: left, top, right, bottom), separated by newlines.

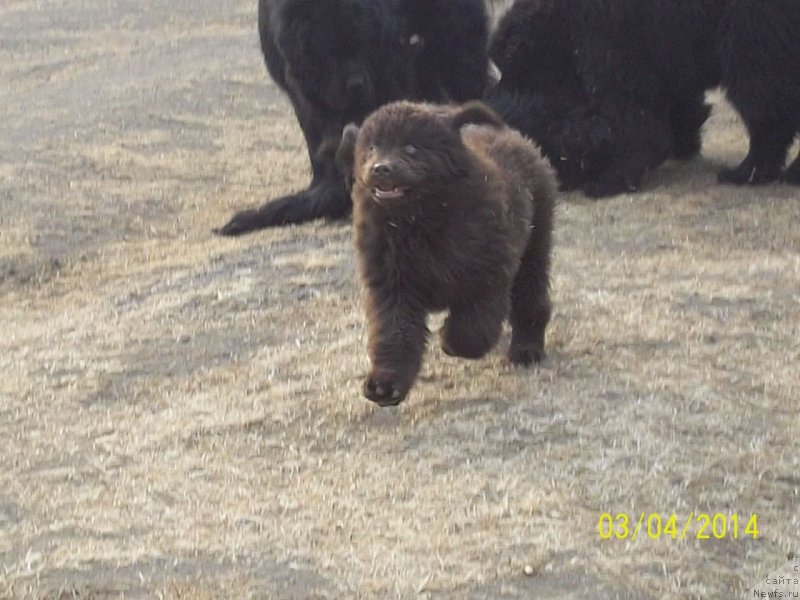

372,184,407,201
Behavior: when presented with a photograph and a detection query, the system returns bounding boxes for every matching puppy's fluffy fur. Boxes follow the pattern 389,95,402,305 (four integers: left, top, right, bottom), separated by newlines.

338,101,556,405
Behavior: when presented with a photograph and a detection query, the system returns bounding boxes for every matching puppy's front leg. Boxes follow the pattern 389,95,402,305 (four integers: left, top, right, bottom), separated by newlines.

362,289,427,406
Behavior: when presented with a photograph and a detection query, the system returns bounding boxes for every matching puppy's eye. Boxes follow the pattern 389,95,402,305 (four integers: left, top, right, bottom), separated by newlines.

368,145,376,154
404,144,418,155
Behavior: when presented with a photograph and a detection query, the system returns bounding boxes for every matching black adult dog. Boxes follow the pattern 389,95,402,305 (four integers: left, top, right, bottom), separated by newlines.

215,0,489,235
488,0,800,197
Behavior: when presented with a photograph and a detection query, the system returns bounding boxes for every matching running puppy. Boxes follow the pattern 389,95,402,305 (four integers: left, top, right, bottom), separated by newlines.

337,101,556,405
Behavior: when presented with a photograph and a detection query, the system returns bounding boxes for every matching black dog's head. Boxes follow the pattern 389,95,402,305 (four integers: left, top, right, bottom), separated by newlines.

340,101,504,206
277,0,414,116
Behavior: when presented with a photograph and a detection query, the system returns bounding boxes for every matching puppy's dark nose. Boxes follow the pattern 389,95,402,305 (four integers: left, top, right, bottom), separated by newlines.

372,162,392,177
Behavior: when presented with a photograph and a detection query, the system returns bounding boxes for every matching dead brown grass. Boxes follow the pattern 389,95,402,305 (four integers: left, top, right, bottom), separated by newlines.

1,1,798,598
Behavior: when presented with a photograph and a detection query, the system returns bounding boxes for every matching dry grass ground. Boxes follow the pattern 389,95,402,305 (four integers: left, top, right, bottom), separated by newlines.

1,1,798,598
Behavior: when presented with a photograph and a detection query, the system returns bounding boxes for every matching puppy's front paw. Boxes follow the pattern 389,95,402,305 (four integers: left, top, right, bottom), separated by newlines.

363,370,409,406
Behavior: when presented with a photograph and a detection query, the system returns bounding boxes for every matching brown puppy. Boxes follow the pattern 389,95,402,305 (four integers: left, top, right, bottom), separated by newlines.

337,101,556,406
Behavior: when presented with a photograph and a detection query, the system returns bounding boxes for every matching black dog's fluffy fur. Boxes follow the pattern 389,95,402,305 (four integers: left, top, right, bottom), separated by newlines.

215,0,489,235
337,101,556,405
489,0,800,196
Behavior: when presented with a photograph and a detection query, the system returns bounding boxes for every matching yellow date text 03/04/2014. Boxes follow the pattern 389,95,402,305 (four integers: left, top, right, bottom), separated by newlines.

597,512,759,541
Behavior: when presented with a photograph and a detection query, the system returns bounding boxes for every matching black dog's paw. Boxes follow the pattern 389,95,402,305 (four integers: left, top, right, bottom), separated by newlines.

213,194,305,236
508,342,544,366
213,209,264,237
214,185,351,235
363,370,409,406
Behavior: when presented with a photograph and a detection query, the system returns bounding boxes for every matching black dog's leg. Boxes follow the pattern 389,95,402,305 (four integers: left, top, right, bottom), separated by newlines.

214,180,351,235
552,109,614,191
718,119,795,185
569,11,676,199
582,110,672,198
215,140,350,234
717,0,800,185
784,144,800,184
215,92,352,235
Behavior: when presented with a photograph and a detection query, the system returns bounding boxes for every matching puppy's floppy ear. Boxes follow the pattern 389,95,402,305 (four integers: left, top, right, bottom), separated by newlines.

335,123,360,189
449,101,505,131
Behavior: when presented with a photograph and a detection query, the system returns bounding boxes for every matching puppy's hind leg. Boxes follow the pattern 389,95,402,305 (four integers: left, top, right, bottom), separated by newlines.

508,235,552,366
440,295,508,360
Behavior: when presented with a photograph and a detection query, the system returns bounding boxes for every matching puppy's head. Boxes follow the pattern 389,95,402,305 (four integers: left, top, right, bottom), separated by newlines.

349,101,504,206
